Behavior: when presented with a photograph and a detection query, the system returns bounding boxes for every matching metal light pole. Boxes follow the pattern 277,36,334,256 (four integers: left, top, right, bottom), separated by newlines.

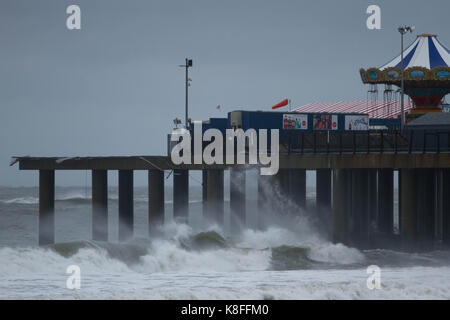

180,58,193,129
398,26,414,131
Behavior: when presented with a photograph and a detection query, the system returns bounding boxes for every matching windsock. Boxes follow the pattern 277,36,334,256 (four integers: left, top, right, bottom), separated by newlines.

271,99,289,110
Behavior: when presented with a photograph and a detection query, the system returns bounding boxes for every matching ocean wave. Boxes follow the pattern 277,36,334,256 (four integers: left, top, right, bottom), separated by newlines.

0,196,203,205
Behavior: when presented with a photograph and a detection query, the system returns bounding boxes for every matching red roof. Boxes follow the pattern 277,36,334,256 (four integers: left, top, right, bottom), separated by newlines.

292,100,413,119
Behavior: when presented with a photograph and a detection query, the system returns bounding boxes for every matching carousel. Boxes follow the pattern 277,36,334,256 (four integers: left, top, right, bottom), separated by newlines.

360,33,450,120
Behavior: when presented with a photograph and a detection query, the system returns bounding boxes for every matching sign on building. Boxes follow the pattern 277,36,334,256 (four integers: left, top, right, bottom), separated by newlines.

312,114,338,130
345,115,369,130
283,114,308,130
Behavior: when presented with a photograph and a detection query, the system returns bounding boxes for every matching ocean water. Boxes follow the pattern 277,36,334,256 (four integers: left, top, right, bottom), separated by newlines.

0,185,450,300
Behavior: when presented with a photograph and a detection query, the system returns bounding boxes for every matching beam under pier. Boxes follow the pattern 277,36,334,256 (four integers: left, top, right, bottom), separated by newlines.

148,170,165,235
289,169,306,209
416,169,436,249
316,169,331,211
441,169,450,245
173,169,189,223
206,169,224,225
368,169,378,231
230,167,246,232
378,169,394,235
118,170,134,242
400,169,418,250
332,169,351,245
257,173,272,230
202,170,207,218
92,169,108,241
39,170,55,246
350,169,369,248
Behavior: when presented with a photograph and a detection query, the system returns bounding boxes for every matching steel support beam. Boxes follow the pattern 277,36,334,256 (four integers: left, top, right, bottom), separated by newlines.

92,170,108,241
206,169,224,225
230,167,246,231
149,170,165,234
118,170,133,241
39,170,55,246
173,169,189,223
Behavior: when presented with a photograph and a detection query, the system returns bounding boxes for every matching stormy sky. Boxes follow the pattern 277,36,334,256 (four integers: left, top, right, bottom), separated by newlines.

1,0,449,186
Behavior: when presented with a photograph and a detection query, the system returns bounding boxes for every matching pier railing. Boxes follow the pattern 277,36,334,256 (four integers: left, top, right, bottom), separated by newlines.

281,130,450,154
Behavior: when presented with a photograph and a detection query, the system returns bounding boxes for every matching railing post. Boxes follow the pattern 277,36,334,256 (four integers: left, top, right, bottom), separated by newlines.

409,130,414,154
352,131,356,154
423,129,427,154
367,130,370,154
288,133,291,155
437,132,440,154
313,131,317,154
327,131,330,154
380,131,384,154
394,130,398,154
339,132,343,154
301,132,304,154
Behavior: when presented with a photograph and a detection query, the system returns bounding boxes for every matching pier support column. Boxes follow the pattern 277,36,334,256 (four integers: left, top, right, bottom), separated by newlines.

148,170,165,234
289,169,306,209
92,170,108,241
118,170,133,242
206,169,224,225
378,169,394,235
39,170,55,246
316,169,331,211
173,169,189,223
440,169,450,245
400,169,418,249
276,169,290,196
417,169,436,249
202,170,208,217
350,169,369,248
230,167,246,231
332,169,351,245
257,173,272,230
368,169,378,229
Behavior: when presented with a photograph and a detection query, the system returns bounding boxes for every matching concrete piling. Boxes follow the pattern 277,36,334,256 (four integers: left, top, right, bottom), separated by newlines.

202,170,208,217
440,169,450,245
400,169,418,249
230,167,246,231
118,170,134,241
316,169,331,211
206,169,224,225
377,169,394,235
277,169,290,196
416,169,436,249
368,169,378,228
39,170,55,246
289,169,306,209
350,169,369,248
257,173,272,230
332,169,351,245
173,169,189,223
92,170,108,241
148,170,165,234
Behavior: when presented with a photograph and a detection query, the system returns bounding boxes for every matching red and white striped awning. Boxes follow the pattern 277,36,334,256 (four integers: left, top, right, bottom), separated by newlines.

292,100,414,119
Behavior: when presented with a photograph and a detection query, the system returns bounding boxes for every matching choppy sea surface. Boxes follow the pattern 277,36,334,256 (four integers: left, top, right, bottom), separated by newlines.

0,185,449,300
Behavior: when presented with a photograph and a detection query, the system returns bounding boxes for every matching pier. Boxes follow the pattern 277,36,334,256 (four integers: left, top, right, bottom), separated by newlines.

12,130,450,250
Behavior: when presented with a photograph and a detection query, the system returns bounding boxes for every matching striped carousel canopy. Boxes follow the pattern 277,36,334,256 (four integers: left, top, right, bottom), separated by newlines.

380,34,450,70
